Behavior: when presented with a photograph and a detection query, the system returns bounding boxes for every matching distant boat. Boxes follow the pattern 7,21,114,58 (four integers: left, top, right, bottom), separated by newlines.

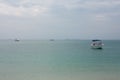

50,39,55,41
14,39,20,42
91,40,104,49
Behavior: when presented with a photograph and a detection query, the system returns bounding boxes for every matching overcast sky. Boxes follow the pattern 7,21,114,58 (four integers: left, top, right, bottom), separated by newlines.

0,0,120,40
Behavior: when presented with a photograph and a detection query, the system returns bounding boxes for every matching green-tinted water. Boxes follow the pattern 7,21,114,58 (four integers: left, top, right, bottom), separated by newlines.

0,40,120,80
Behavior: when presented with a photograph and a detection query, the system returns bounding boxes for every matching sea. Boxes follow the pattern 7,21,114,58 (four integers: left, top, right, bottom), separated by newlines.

0,40,120,80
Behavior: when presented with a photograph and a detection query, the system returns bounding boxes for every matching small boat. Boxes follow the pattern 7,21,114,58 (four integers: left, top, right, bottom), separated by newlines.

91,40,104,49
14,39,20,42
50,39,55,41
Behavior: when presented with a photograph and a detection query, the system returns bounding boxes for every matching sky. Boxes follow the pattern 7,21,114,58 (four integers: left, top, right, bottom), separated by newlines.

0,0,120,40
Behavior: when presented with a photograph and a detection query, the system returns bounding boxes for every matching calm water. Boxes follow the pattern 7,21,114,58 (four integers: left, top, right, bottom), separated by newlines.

0,40,120,80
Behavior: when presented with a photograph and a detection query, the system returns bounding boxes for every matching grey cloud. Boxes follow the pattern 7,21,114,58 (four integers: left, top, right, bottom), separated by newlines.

0,0,120,39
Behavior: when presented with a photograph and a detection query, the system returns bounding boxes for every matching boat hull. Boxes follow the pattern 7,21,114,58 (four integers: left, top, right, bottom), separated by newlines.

91,44,103,49
91,45,102,49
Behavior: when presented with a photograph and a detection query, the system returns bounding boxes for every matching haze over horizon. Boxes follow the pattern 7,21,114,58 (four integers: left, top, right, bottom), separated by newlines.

0,0,120,40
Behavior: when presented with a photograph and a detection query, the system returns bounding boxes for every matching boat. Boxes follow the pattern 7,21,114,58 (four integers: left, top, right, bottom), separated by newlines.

91,40,104,49
14,39,20,42
50,39,55,41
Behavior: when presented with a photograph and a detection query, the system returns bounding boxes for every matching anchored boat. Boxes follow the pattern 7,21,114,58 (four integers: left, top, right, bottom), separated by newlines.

14,39,20,42
91,40,104,49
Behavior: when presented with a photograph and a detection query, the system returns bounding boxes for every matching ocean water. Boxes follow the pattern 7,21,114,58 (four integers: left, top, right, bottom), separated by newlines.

0,40,120,80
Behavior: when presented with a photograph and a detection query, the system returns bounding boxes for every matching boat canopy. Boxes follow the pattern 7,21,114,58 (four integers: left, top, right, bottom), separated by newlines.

92,40,102,42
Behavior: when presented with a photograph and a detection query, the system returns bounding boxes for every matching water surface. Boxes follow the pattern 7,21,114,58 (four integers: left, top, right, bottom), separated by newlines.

0,40,120,80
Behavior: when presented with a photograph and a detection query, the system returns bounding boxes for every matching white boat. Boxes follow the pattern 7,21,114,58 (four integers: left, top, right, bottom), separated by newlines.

91,40,104,49
14,39,20,42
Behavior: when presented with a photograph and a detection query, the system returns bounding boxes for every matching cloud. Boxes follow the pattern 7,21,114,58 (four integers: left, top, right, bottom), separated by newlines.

0,0,120,17
0,0,49,16
58,0,120,9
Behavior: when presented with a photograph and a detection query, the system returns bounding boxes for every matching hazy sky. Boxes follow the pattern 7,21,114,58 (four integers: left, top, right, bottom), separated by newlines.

0,0,120,40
